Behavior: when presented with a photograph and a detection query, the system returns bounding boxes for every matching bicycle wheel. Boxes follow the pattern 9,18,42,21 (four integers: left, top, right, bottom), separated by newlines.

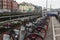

44,25,48,30
34,27,46,38
41,28,46,38
24,34,43,40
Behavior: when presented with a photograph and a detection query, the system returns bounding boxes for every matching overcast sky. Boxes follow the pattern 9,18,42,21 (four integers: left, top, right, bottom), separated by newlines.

16,0,60,9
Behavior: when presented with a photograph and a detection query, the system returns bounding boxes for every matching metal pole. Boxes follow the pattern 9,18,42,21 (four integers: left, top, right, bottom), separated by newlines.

46,0,48,11
50,4,51,10
50,0,52,11
46,0,48,16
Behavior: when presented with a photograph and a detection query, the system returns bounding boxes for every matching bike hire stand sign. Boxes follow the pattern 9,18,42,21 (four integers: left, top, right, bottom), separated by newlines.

3,34,10,40
20,25,25,40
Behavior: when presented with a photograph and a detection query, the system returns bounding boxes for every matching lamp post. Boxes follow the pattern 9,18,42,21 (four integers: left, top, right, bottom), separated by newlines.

45,0,48,16
50,0,52,11
46,0,48,11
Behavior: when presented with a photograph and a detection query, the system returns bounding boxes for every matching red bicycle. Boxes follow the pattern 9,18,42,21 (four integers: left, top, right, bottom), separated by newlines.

24,34,43,40
34,27,46,38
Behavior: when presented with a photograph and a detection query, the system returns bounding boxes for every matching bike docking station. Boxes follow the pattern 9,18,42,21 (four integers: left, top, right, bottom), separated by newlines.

20,16,50,40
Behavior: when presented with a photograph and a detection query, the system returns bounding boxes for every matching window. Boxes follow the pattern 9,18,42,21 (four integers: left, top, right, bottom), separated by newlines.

3,6,7,9
3,0,7,1
7,2,11,5
0,2,2,5
0,0,2,1
8,0,12,2
3,2,7,5
0,6,2,9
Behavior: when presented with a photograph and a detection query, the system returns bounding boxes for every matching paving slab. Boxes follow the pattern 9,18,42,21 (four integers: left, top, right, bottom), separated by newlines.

45,17,53,40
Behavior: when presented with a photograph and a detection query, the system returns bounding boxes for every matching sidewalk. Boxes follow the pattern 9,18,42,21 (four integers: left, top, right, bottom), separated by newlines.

45,17,53,40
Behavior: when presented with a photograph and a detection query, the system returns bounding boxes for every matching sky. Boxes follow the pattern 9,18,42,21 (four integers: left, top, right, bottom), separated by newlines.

16,0,60,9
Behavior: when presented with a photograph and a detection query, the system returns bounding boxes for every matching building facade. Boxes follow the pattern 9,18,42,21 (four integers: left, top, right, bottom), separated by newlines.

12,1,18,12
2,0,13,12
18,2,35,13
0,0,18,12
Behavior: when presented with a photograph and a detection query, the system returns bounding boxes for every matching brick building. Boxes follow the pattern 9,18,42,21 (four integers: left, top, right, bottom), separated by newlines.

3,0,12,12
0,0,18,12
12,1,18,12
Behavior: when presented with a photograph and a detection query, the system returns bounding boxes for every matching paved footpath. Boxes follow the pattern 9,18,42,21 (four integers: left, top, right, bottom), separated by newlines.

45,17,60,40
51,17,60,40
45,17,53,40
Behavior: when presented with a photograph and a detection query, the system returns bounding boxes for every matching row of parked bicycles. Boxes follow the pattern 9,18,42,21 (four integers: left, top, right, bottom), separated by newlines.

22,16,50,40
0,16,50,40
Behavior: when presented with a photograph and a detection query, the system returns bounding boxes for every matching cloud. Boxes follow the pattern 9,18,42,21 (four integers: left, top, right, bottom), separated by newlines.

16,0,60,9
